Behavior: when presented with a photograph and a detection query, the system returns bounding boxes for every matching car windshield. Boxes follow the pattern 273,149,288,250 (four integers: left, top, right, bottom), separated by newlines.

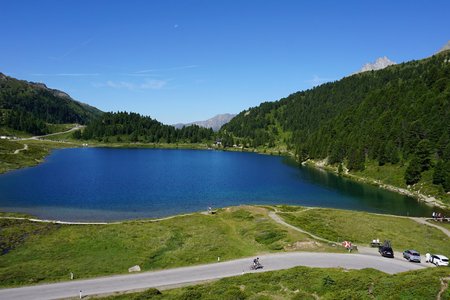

411,253,420,256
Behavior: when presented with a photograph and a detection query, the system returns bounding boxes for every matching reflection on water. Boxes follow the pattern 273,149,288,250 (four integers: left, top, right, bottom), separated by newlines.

0,148,442,221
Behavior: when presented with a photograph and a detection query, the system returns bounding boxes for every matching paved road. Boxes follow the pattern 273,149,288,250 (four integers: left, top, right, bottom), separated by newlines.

0,252,426,300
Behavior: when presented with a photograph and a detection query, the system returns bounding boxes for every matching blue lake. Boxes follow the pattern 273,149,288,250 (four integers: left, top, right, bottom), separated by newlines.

0,148,437,221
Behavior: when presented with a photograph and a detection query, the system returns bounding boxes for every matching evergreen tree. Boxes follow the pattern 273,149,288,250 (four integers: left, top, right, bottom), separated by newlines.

347,147,365,171
433,160,445,185
415,139,433,171
443,161,450,192
405,156,422,185
72,130,82,139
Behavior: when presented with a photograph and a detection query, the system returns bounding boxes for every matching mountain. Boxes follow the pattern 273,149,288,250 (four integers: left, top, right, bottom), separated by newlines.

222,50,450,192
437,40,450,53
358,56,396,73
0,72,102,134
174,113,236,131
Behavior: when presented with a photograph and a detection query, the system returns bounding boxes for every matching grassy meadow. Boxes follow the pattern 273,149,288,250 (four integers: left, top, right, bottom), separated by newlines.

0,139,78,174
278,207,450,255
0,206,332,287
104,266,450,300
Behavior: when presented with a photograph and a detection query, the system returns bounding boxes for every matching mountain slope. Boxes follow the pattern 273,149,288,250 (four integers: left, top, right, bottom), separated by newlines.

174,113,236,131
0,72,102,135
222,50,450,196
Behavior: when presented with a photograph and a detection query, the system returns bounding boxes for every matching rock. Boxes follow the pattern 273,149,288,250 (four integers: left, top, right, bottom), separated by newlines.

437,40,450,54
357,56,396,73
128,265,141,272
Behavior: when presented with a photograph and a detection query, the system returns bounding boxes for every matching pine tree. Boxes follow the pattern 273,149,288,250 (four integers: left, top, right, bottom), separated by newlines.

405,156,422,185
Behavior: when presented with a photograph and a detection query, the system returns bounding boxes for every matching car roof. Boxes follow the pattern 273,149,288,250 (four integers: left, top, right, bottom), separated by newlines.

433,254,449,259
407,250,420,255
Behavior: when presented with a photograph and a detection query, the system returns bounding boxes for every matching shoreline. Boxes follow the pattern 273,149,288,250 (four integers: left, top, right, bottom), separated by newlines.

0,205,441,226
302,159,449,210
1,138,448,210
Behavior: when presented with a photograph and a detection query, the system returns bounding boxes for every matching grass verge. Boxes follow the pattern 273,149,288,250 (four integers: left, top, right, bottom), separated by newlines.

103,266,450,300
278,207,450,255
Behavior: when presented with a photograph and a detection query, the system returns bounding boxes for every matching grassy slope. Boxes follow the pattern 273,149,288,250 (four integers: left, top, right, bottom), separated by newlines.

352,160,450,206
0,206,332,287
429,220,450,231
0,139,77,174
105,267,450,300
279,208,450,255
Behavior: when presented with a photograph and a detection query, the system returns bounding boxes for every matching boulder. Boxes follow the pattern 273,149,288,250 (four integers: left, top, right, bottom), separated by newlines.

128,265,141,272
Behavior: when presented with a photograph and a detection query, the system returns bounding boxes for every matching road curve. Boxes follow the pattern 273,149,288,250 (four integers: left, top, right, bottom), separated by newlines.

0,252,425,300
21,125,84,141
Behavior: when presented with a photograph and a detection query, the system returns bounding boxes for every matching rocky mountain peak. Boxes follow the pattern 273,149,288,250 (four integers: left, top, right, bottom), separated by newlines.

437,40,450,53
173,113,236,131
358,56,396,73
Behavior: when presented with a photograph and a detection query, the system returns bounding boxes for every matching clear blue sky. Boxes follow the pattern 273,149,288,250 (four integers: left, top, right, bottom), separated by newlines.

1,1,449,124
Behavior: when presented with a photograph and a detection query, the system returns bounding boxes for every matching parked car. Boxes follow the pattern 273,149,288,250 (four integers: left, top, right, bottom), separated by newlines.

379,240,394,258
403,250,421,262
429,254,449,266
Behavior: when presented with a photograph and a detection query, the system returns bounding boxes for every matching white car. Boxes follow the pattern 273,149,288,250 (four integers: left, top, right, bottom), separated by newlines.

429,254,449,266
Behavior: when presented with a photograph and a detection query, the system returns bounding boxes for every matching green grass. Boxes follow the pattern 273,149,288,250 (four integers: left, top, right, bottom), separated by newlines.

353,159,407,188
0,206,327,287
0,139,77,174
0,219,60,255
0,126,32,138
278,208,450,255
45,123,78,134
428,220,450,231
103,266,450,300
353,159,450,206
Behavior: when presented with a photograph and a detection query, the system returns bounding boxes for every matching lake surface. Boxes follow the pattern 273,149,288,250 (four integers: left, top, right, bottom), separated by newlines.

0,148,437,221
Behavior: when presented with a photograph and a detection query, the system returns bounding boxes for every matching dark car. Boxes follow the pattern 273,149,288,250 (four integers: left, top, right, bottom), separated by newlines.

379,240,394,258
403,250,421,262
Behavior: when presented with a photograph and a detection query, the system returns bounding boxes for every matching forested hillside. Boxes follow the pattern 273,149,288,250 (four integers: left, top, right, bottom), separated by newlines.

222,51,450,193
0,73,102,135
77,111,215,143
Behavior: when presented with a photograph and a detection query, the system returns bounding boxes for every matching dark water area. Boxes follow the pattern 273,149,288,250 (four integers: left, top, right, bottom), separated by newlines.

0,148,439,221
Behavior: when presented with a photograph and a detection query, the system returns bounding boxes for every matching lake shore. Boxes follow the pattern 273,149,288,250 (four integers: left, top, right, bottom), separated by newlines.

301,158,449,210
1,137,449,211
1,205,449,290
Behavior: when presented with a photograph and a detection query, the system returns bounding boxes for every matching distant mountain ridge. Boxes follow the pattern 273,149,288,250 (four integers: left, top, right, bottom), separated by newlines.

358,56,396,73
174,113,236,131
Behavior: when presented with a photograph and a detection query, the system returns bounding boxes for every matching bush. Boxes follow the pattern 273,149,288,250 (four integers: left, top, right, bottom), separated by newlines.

134,288,162,299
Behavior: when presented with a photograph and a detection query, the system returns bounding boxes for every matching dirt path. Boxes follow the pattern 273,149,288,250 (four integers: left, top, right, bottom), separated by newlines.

12,144,28,154
268,211,333,244
0,211,199,226
438,277,450,300
267,209,431,265
411,217,450,238
0,216,109,225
